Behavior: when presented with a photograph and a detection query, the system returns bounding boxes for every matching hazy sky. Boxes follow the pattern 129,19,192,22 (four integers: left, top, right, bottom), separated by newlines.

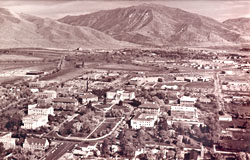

0,0,249,22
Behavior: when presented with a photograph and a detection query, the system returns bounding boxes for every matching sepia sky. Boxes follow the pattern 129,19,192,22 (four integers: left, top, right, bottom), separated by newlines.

0,0,249,22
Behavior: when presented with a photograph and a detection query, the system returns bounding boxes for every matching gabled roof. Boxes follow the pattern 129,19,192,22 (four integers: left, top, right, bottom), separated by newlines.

26,137,48,146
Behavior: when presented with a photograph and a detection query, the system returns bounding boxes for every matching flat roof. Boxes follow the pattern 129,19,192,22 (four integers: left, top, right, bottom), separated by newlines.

53,97,77,103
180,96,197,102
138,103,159,109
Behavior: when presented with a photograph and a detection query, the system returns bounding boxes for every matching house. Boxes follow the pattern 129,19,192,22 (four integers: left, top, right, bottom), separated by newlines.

0,132,17,149
171,106,198,120
180,96,197,107
80,94,98,104
161,84,179,90
23,137,49,151
73,142,97,157
22,115,48,130
53,97,78,111
137,103,160,114
131,113,158,129
28,104,54,116
199,97,212,103
106,90,135,101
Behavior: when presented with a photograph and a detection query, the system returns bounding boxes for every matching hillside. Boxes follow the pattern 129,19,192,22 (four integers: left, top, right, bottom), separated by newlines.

0,8,134,49
58,3,246,46
223,18,250,34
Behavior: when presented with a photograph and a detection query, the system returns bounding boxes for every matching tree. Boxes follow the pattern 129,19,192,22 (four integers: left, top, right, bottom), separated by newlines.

118,100,123,106
101,139,109,157
0,142,4,156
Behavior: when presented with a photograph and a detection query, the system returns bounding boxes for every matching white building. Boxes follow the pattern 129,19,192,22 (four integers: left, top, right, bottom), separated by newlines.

171,106,198,120
137,103,160,114
180,96,197,107
131,113,158,129
28,104,54,116
22,115,48,130
23,137,49,151
80,94,98,104
219,115,232,121
106,90,135,101
161,84,179,90
0,132,17,149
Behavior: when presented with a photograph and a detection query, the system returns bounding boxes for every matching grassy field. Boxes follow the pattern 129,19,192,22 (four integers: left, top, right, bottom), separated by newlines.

0,54,43,61
95,63,152,71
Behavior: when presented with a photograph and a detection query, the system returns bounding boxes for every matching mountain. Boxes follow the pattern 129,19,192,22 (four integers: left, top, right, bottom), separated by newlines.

58,3,246,46
0,8,134,49
223,18,250,34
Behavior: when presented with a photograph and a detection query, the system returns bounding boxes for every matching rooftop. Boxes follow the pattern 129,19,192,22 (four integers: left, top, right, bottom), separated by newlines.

180,96,197,102
53,97,78,103
80,94,98,99
133,113,157,121
138,103,159,109
26,137,48,145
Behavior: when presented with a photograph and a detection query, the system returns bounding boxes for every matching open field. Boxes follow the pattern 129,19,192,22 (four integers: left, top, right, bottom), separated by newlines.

0,54,43,61
95,63,152,71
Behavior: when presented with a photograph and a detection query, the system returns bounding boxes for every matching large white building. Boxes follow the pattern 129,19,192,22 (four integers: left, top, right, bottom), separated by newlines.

131,113,158,129
106,90,135,101
171,106,198,120
53,97,79,110
179,96,197,107
28,104,54,116
80,94,98,104
137,103,160,114
22,115,48,130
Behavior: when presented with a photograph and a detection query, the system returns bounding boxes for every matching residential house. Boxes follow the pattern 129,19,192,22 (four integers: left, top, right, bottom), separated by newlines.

0,132,17,149
219,115,232,121
131,113,158,129
23,137,49,151
22,115,48,130
199,97,212,103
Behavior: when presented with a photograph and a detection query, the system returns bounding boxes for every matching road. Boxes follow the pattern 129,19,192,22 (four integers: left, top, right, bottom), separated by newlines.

214,72,224,111
41,141,77,160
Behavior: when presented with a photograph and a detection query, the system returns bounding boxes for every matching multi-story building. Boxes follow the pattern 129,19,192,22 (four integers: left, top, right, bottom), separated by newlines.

36,90,57,99
179,96,197,107
23,137,49,151
131,113,158,129
0,132,17,149
52,97,78,110
22,115,48,130
170,106,198,120
80,94,98,104
106,90,135,101
137,103,160,114
28,104,54,116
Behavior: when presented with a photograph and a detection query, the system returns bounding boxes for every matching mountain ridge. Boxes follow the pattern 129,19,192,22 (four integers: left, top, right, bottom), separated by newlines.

58,3,248,46
0,8,135,49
